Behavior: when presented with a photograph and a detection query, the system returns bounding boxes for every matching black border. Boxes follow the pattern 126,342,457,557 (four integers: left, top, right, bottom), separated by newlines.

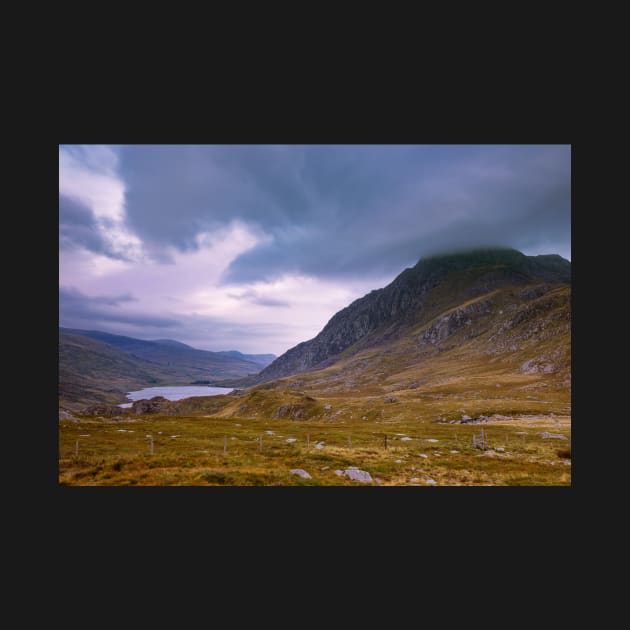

51,97,577,560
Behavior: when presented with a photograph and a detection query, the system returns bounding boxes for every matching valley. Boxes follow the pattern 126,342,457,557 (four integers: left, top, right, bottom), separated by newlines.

59,248,571,486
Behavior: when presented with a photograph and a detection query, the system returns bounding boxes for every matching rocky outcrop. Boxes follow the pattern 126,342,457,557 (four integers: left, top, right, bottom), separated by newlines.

131,396,172,414
83,404,129,417
419,298,492,346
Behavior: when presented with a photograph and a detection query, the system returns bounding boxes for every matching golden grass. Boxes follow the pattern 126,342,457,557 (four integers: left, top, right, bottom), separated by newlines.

59,409,571,486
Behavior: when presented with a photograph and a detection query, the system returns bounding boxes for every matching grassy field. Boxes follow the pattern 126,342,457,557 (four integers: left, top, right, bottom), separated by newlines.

59,409,571,486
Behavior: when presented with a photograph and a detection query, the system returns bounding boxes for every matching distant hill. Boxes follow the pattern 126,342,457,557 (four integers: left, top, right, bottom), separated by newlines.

215,350,276,367
59,328,269,409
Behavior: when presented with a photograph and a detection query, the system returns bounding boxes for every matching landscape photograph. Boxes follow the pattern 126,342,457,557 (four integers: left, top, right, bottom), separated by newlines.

59,144,571,486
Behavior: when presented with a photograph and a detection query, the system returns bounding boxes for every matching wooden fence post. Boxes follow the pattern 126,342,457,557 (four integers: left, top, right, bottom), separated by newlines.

224,435,227,454
384,434,388,450
307,434,310,449
75,440,79,458
259,435,263,452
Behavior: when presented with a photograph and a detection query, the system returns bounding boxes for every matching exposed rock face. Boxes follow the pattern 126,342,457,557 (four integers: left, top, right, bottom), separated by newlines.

255,248,570,383
419,298,492,346
520,358,557,374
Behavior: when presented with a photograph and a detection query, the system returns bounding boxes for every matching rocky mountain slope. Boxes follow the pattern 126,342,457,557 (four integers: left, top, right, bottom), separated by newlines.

255,248,570,386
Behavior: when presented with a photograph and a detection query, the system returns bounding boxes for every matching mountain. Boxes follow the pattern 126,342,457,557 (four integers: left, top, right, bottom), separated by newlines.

215,350,276,367
151,338,194,349
254,248,571,387
59,328,266,409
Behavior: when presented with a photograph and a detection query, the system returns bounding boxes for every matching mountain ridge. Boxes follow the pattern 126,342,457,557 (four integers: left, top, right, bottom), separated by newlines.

254,248,570,384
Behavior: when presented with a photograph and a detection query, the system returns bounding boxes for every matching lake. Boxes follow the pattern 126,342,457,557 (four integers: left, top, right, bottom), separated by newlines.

119,385,234,407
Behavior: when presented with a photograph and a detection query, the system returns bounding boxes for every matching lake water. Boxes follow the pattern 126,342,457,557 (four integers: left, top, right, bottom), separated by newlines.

119,385,234,408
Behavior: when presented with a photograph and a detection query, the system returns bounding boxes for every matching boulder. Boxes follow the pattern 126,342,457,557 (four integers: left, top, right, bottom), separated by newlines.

290,469,312,479
344,467,373,483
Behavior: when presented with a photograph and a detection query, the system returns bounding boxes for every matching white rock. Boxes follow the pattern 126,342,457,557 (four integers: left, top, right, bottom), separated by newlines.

334,469,344,476
170,435,178,438
496,447,505,452
418,454,428,459
265,430,274,435
426,439,439,443
395,459,403,463
80,434,90,437
425,479,437,485
321,466,330,470
290,469,312,479
344,468,373,483
395,433,406,436
286,438,297,443
234,424,242,427
410,477,421,482
450,450,459,454
401,437,412,441
117,429,126,432
314,443,324,449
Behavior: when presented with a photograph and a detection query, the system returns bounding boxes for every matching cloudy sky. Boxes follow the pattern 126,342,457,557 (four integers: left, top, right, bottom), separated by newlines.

59,144,571,355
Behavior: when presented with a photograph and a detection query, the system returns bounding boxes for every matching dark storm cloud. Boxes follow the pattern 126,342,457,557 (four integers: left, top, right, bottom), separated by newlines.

117,145,570,282
59,287,179,329
59,193,130,260
59,194,109,255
